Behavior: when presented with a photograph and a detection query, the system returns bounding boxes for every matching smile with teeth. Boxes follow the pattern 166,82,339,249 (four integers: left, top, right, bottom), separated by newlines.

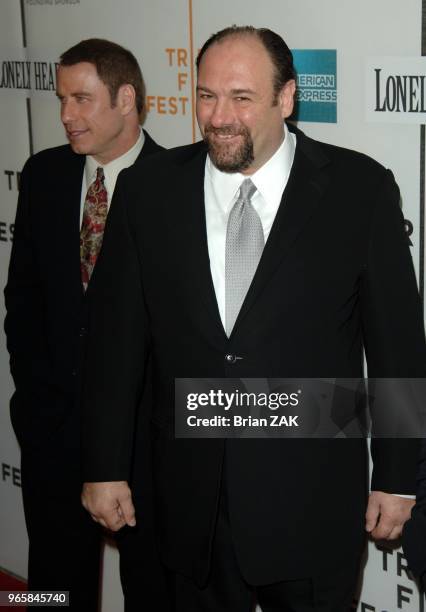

67,130,89,138
209,131,242,142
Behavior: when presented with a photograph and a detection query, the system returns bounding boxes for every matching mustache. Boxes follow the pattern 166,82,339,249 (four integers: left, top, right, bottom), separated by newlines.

204,124,246,137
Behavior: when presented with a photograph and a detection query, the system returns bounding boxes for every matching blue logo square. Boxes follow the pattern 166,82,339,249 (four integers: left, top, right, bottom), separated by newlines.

291,50,337,123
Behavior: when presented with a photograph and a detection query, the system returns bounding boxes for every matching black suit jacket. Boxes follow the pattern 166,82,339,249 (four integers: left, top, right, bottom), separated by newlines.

4,129,163,453
82,125,426,586
403,438,426,588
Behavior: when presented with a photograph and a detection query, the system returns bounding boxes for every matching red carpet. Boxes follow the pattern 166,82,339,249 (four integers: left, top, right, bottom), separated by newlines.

0,569,26,610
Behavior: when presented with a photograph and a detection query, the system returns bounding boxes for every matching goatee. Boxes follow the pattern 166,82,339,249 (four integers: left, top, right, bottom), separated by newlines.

204,124,254,173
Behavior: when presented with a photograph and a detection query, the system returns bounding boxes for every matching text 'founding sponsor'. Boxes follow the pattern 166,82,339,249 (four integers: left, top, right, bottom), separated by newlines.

26,0,80,5
366,57,426,123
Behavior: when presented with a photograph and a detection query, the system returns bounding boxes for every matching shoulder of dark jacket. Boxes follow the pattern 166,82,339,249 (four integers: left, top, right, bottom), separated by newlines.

288,121,390,179
121,140,206,180
23,143,83,172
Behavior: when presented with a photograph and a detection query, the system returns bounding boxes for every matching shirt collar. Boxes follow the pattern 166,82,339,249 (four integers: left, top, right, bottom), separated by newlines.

205,122,296,210
84,127,145,193
250,122,296,207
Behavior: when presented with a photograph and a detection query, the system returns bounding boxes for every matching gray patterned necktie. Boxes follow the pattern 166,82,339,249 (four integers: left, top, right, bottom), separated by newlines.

225,178,265,336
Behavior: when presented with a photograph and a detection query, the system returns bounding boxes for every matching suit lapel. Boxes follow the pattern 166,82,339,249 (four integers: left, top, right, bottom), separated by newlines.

171,144,226,336
56,150,85,297
231,130,331,336
140,129,163,156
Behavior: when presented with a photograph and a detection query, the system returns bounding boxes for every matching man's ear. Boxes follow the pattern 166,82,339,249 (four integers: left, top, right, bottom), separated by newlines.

278,79,296,119
117,83,136,116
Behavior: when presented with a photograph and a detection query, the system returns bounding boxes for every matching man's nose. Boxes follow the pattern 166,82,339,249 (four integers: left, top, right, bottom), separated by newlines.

209,98,234,127
60,100,76,124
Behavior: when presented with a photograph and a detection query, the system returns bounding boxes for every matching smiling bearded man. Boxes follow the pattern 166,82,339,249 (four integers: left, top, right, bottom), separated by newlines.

81,26,425,612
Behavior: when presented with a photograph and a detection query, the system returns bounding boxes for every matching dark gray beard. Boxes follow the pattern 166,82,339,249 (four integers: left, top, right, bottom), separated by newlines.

204,125,254,173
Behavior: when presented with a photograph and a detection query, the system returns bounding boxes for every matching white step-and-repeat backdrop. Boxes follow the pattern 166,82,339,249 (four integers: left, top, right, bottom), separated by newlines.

0,1,425,610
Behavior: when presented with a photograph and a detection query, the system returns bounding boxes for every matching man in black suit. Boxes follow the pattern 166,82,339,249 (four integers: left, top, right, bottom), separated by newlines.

81,27,426,610
4,39,166,611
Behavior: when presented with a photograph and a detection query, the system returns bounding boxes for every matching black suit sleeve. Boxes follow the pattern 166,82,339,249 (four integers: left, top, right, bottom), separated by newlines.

81,173,149,482
416,439,426,504
4,158,72,449
402,440,426,580
360,170,426,493
4,158,52,392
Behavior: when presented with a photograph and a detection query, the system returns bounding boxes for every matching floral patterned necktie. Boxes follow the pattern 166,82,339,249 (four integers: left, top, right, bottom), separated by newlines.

80,166,108,292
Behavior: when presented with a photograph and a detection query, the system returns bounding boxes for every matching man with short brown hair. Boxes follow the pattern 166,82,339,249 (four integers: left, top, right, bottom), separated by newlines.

4,38,165,611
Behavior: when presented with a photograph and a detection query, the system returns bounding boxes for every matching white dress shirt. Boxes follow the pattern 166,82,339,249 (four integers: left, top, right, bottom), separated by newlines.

204,122,296,327
79,128,145,227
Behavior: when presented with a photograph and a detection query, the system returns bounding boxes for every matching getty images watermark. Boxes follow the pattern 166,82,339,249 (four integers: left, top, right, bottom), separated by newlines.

186,387,300,427
174,378,426,439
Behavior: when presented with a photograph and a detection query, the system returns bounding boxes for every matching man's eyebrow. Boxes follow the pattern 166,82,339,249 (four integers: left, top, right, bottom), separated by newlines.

55,90,92,98
196,85,214,93
230,88,256,95
196,85,257,95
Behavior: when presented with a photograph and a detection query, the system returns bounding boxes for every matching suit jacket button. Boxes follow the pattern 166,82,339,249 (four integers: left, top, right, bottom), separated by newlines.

225,354,237,364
